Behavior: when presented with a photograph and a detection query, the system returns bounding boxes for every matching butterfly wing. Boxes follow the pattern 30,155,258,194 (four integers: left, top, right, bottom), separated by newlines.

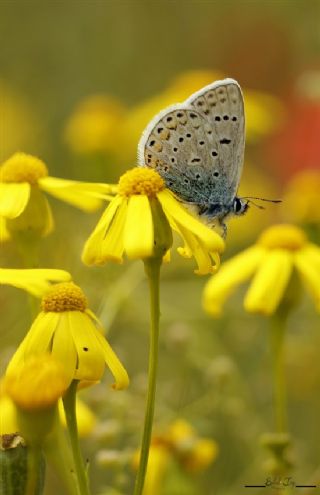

187,78,245,200
138,78,245,208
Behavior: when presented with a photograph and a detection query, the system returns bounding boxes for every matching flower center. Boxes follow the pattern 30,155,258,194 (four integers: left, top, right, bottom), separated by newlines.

0,152,48,184
258,224,307,250
118,167,165,197
41,282,88,312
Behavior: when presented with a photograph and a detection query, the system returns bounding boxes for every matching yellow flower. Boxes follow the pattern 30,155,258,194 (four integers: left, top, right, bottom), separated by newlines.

0,386,96,437
6,282,129,390
133,444,169,495
4,355,69,446
203,224,320,316
82,167,224,274
0,267,71,297
5,355,68,412
283,169,320,225
166,419,218,473
0,152,111,236
64,94,126,155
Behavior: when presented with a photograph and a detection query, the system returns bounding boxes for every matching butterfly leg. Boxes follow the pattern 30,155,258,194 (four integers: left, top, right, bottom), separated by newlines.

220,221,228,240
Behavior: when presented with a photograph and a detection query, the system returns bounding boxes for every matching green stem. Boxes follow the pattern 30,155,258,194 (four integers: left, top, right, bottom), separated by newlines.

25,446,42,495
133,257,161,495
63,380,90,495
270,312,287,433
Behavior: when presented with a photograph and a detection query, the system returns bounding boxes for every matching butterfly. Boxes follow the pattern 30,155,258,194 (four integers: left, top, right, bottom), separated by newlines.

138,78,248,238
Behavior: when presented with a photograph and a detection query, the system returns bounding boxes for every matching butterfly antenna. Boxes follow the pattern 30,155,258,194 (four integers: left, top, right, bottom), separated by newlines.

242,196,282,204
246,199,265,210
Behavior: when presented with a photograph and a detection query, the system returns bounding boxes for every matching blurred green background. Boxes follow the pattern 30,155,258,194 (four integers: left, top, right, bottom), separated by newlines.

1,1,320,495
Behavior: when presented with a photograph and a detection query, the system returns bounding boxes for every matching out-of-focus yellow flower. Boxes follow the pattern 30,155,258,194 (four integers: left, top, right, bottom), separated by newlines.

0,152,111,237
132,444,169,495
166,419,218,473
121,69,284,162
0,268,71,297
64,94,126,155
0,81,40,162
4,355,69,446
244,89,284,141
203,224,320,316
0,395,18,435
283,169,320,225
6,282,129,390
59,397,96,437
0,385,96,438
82,167,224,274
132,418,218,490
5,355,68,412
0,216,10,242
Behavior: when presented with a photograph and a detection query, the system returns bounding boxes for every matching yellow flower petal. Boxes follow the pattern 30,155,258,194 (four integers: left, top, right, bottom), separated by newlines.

93,329,129,390
39,176,105,212
0,396,18,435
124,195,154,259
203,246,265,316
24,313,60,356
100,198,127,262
176,223,218,275
0,217,10,242
294,248,320,311
51,315,78,385
6,313,58,374
0,268,71,297
244,250,293,315
157,189,224,253
82,196,125,265
0,183,30,218
68,312,105,382
299,244,320,271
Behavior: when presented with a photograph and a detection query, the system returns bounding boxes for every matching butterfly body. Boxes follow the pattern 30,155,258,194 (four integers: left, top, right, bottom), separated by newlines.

138,78,246,236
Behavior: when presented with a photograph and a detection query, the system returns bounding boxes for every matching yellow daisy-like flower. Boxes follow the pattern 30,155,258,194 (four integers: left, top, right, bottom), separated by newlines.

6,282,129,390
82,167,224,274
203,224,320,316
0,152,111,236
0,267,71,297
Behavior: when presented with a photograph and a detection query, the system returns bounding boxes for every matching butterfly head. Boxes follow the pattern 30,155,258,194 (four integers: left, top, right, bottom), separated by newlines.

233,197,249,216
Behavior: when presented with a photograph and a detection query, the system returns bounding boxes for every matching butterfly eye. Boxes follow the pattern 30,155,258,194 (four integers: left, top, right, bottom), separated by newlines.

234,198,244,213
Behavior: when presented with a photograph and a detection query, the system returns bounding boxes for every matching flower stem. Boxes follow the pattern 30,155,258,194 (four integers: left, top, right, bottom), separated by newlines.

25,446,42,495
270,311,288,433
133,257,162,495
63,380,90,495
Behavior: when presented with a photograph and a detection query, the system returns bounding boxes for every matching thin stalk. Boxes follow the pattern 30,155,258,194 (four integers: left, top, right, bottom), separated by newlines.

270,312,287,433
133,257,161,495
25,446,42,495
63,380,90,495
